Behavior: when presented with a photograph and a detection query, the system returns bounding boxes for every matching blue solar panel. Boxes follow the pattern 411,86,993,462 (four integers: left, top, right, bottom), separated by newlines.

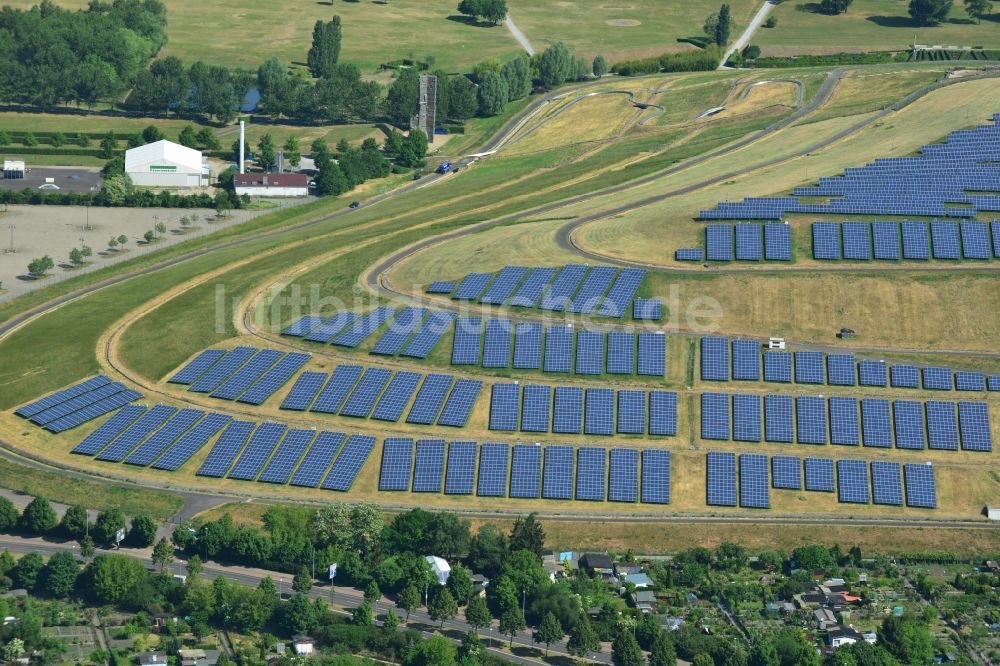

606,332,635,374
890,364,919,388
960,221,990,259
871,461,902,506
812,223,840,259
73,405,146,455
826,354,856,386
228,422,286,480
990,375,1000,392
903,464,937,508
552,387,583,434
513,323,543,370
739,454,769,508
452,272,495,300
489,383,519,431
239,353,311,405
509,267,557,307
371,307,428,356
957,401,992,451
701,392,730,440
637,332,666,377
197,421,256,477
901,221,930,260
125,408,205,466
281,315,325,337
169,350,226,384
576,448,606,501
575,330,604,375
764,394,794,443
893,400,926,450
617,391,646,435
930,221,960,259
477,443,509,497
34,382,131,428
706,452,737,506
608,448,638,503
509,445,542,498
311,364,362,414
837,459,869,504
340,367,392,418
794,352,824,384
451,317,482,365
861,399,892,448
438,379,483,427
922,366,953,391
187,347,257,393
841,222,871,260
771,455,801,490
649,391,678,436
597,268,645,318
480,266,528,305
322,435,377,491
732,394,761,442
407,374,454,425
401,312,456,359
412,440,446,492
706,224,734,261
675,248,704,262
289,432,344,487
258,429,317,484
804,458,835,492
303,312,357,343
371,371,421,422
444,441,477,495
543,325,573,373
482,319,512,369
152,413,231,471
641,450,671,504
633,299,662,320
872,222,901,260
95,404,177,462
568,266,617,314
333,306,397,348
540,264,588,311
585,388,614,435
993,220,1000,258
763,351,792,383
46,390,143,435
764,223,792,261
280,371,327,411
737,224,763,261
926,401,959,451
795,396,827,445
543,445,574,500
16,375,111,418
732,339,761,381
954,371,986,392
520,385,551,433
426,280,456,294
378,437,413,492
701,336,730,381
210,349,284,400
858,360,887,387
829,397,860,446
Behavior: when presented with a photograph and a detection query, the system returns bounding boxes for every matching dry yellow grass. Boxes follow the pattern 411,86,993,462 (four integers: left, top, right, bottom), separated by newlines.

717,81,799,119
506,93,639,155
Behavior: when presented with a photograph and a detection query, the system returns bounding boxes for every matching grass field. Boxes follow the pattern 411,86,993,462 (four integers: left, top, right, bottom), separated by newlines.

755,0,1000,54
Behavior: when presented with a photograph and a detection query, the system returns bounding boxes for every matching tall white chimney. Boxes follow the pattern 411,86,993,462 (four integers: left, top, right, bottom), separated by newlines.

239,120,245,174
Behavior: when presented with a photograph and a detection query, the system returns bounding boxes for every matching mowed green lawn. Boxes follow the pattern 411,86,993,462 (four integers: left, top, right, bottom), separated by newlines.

755,0,1000,53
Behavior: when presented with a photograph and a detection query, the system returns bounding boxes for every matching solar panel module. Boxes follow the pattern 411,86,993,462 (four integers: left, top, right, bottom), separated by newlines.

542,445,574,500
706,452,737,506
640,450,671,504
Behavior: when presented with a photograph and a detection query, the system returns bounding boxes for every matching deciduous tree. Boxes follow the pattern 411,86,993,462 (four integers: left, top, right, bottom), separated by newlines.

533,612,563,656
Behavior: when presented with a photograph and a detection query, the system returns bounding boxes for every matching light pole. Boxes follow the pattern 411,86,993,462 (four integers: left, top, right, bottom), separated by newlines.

7,224,13,253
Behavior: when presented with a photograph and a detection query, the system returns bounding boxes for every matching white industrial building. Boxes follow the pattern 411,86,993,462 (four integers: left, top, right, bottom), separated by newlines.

233,173,309,197
125,140,208,187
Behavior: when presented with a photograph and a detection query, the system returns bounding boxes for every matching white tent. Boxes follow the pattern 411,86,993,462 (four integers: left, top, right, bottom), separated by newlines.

125,140,207,187
425,555,451,585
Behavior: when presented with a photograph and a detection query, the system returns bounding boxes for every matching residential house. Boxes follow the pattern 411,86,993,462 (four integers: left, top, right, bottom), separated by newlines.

579,553,615,578
614,563,641,578
178,650,207,666
814,608,838,630
138,653,168,666
623,573,654,588
632,590,656,614
827,626,864,648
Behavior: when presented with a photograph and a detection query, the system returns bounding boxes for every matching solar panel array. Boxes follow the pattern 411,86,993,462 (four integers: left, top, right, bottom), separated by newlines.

706,452,737,506
303,312,356,343
370,307,428,356
16,375,145,434
633,298,662,320
509,445,542,498
739,454,770,508
701,336,730,381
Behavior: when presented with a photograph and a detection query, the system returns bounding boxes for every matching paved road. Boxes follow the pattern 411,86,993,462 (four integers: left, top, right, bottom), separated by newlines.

719,0,777,69
505,14,536,56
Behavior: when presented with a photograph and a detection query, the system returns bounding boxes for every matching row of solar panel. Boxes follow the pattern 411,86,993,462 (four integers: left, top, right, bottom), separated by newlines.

452,321,667,376
488,385,678,436
280,365,482,428
282,308,455,360
706,452,937,508
812,221,1000,261
169,347,312,404
74,405,376,490
379,440,672,503
699,336,999,392
434,264,648,318
702,223,793,261
14,375,144,433
700,392,992,452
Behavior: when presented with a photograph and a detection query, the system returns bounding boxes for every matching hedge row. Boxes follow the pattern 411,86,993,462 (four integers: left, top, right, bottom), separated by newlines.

913,49,1000,62
1,130,141,141
0,147,121,157
752,51,909,68
612,46,721,76
0,188,225,209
